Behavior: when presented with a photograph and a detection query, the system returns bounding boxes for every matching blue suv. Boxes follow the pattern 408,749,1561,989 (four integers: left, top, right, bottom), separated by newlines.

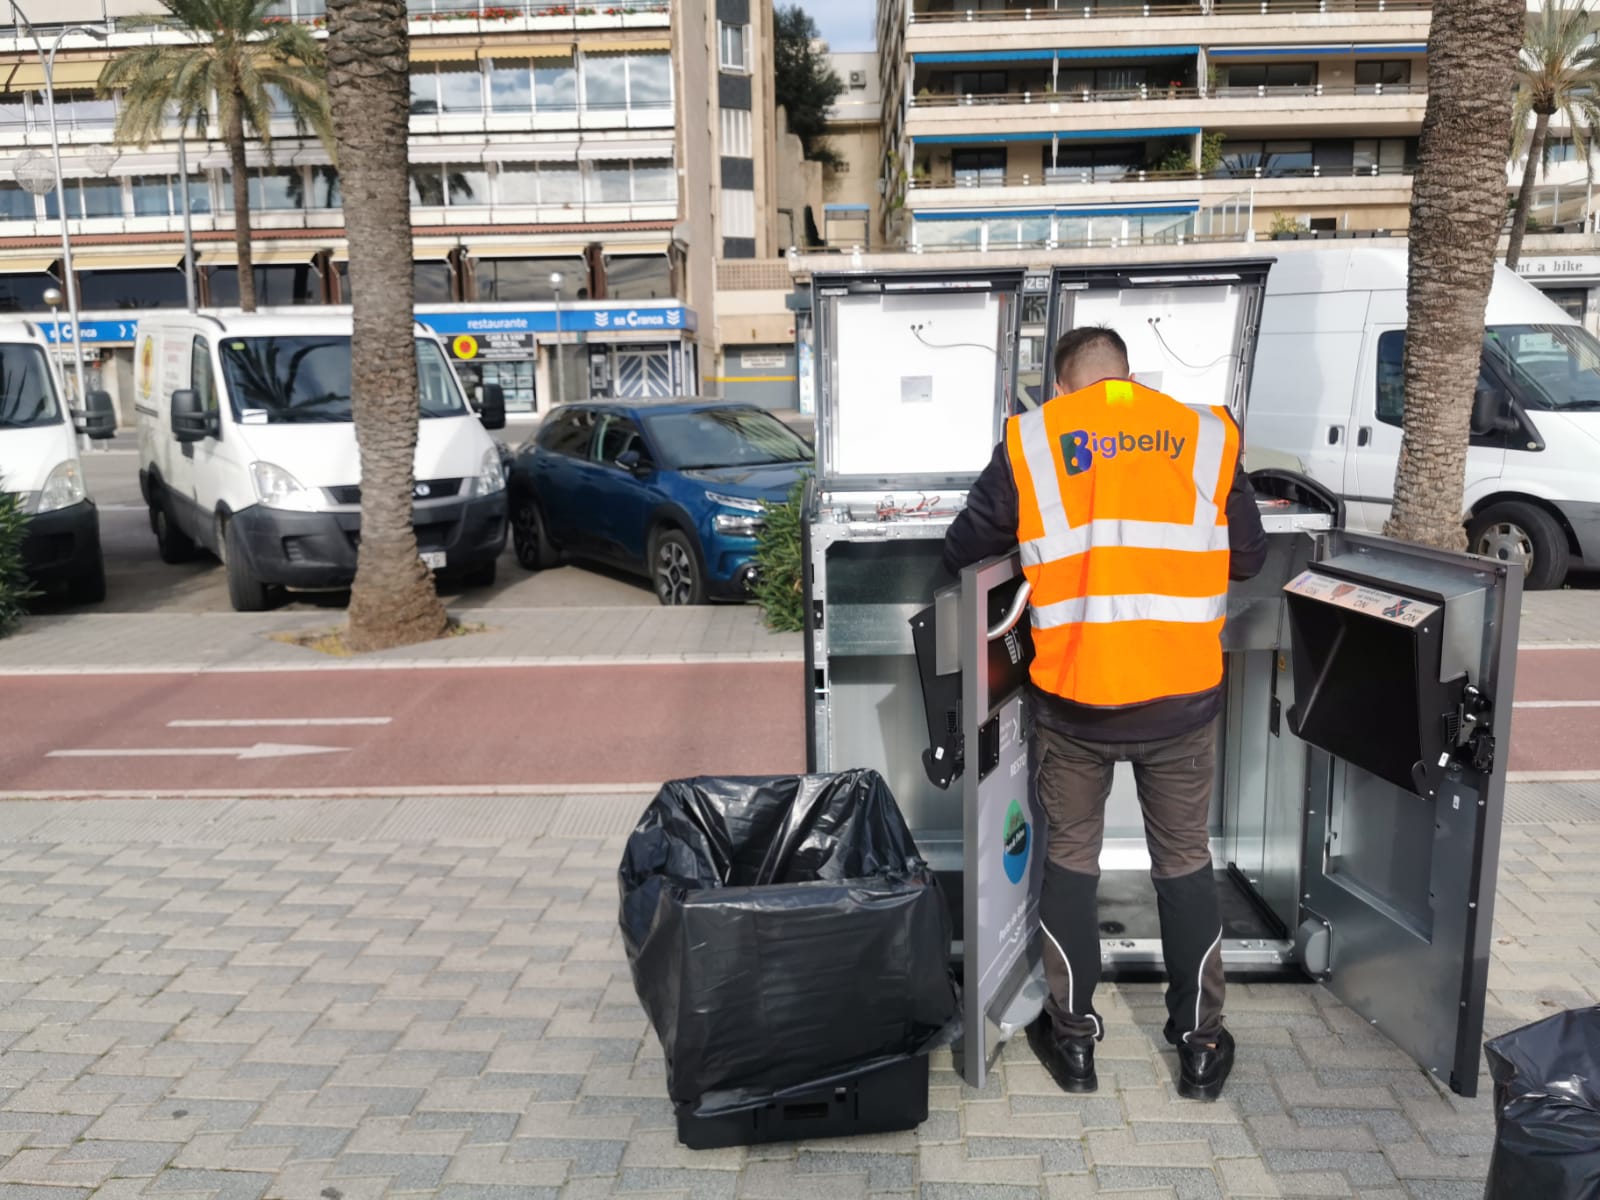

505,400,812,604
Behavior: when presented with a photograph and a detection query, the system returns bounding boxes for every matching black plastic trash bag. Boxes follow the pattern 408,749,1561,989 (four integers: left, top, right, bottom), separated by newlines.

618,770,960,1116
1484,1006,1600,1200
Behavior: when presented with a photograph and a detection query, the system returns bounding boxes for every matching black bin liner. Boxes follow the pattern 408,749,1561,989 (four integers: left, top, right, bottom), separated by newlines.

618,769,960,1117
1485,1006,1600,1199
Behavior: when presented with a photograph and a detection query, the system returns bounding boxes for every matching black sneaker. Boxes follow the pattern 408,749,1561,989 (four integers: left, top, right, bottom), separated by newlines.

1177,1027,1235,1101
1024,1013,1097,1094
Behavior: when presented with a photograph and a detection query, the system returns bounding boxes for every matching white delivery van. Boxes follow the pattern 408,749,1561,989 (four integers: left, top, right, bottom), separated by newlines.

1246,245,1600,589
135,313,508,612
0,319,115,604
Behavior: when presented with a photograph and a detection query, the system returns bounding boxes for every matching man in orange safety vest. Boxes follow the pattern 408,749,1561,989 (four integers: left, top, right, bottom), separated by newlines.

942,325,1267,1101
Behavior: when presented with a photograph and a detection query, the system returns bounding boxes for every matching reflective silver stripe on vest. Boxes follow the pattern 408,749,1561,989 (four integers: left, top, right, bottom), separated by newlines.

1019,519,1231,567
1017,405,1071,541
1032,592,1228,628
1190,405,1228,526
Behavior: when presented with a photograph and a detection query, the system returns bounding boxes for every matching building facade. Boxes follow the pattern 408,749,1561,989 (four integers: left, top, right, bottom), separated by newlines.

0,0,780,418
874,0,1428,253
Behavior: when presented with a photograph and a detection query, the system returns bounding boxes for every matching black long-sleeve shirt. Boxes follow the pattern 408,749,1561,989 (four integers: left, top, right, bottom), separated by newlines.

942,439,1269,743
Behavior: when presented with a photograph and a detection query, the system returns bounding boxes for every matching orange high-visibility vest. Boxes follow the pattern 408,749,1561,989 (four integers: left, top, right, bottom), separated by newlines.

1005,378,1240,709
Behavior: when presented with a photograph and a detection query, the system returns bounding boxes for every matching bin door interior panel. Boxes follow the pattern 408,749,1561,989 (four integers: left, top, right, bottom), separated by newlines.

1289,534,1520,1097
956,551,1045,1090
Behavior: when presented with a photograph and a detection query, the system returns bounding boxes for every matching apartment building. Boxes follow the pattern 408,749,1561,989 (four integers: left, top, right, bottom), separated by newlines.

873,0,1429,253
0,0,780,417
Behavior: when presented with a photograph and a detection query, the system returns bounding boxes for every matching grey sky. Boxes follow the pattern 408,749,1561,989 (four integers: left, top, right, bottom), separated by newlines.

800,0,875,51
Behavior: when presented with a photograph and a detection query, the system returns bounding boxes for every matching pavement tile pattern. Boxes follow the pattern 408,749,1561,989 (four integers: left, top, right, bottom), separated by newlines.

0,794,1589,1199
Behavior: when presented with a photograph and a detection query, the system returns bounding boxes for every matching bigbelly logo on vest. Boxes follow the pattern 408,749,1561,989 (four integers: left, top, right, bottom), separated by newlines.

1063,429,1188,475
1002,799,1031,884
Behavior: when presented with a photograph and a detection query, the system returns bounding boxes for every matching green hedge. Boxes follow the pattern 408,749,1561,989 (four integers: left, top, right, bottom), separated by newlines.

752,478,807,633
0,478,34,636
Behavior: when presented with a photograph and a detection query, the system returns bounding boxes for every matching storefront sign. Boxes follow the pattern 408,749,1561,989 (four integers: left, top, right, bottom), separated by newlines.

421,304,697,336
1515,256,1600,279
450,331,536,361
42,319,137,345
740,350,787,371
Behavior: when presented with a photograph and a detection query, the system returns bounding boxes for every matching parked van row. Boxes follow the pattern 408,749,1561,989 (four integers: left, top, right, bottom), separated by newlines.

0,320,116,605
135,313,509,611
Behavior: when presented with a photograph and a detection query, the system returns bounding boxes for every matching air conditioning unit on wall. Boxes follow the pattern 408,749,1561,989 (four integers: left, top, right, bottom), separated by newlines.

849,70,867,88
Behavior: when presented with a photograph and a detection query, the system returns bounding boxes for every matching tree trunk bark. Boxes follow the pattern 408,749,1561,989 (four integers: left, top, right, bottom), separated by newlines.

326,0,450,651
1384,0,1524,554
226,100,256,313
1506,110,1551,271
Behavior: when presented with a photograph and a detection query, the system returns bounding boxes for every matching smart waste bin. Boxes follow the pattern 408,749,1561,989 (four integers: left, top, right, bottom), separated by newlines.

799,258,1521,1096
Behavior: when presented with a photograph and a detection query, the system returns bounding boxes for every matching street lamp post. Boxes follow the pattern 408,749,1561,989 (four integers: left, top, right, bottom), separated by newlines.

41,285,62,377
550,271,565,407
10,8,108,433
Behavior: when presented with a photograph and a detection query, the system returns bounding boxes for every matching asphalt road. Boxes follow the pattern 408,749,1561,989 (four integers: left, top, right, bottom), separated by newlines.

65,426,660,614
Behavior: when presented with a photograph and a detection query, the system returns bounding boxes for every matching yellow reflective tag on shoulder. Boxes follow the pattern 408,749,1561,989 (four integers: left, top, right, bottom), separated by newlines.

1105,379,1134,406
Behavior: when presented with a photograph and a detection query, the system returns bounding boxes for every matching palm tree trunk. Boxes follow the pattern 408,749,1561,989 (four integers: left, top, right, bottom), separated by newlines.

1383,0,1524,553
1506,110,1551,271
226,101,256,313
327,0,449,651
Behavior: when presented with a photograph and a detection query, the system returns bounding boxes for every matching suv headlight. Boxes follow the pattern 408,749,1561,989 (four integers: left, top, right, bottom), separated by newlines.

250,461,323,511
32,459,86,515
466,447,506,498
707,491,767,537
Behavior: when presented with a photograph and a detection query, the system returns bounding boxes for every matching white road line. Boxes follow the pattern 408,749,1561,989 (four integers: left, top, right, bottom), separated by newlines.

1514,700,1600,709
167,717,392,727
48,742,349,761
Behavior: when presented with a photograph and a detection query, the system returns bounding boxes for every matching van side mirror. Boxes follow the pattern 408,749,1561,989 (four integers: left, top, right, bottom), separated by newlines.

171,389,216,443
1470,383,1514,437
78,389,116,440
478,383,506,431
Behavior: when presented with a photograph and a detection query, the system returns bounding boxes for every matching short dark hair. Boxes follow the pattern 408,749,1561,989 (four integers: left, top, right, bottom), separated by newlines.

1052,325,1129,386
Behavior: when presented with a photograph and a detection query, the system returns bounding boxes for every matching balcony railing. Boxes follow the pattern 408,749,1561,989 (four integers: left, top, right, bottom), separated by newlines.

907,0,1424,20
908,162,1416,190
909,82,1424,106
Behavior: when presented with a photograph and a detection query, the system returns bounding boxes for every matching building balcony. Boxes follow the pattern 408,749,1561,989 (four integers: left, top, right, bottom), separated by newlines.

905,84,1425,138
903,5,1429,55
904,163,1414,209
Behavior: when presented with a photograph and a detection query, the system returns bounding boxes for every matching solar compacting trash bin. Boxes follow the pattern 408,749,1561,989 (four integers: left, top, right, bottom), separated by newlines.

797,258,1522,1095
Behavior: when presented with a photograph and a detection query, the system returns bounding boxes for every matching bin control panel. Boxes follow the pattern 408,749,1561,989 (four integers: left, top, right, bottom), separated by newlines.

1284,555,1493,798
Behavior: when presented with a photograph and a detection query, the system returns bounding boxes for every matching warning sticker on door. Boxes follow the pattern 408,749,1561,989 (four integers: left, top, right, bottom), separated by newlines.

1284,570,1440,628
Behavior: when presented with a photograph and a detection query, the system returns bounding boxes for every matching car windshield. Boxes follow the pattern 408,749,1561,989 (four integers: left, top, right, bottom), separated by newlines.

217,336,469,423
644,408,812,470
1485,324,1600,412
0,344,60,429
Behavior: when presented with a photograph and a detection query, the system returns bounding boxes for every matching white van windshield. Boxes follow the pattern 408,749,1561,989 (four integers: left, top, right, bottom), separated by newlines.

216,336,468,423
0,344,60,429
1486,324,1600,412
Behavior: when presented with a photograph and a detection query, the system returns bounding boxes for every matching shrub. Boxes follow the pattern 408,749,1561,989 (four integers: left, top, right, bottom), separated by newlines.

0,479,35,636
752,477,807,633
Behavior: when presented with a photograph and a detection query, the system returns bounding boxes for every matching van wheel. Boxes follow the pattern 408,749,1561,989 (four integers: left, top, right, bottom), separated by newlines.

153,499,197,564
222,520,275,612
1468,502,1569,591
67,560,106,606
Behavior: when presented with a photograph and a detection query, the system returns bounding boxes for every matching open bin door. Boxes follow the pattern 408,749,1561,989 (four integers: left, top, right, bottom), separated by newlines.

952,550,1046,1089
1286,534,1521,1097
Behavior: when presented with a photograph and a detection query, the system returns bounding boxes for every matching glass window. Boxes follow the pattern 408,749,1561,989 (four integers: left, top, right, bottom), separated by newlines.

596,414,648,466
132,175,173,216
45,178,122,220
438,65,482,112
475,256,587,302
0,182,33,221
78,268,189,310
583,54,627,110
534,62,577,109
411,164,485,207
537,407,597,456
215,334,467,423
628,53,671,107
498,162,541,205
1376,330,1509,426
1356,60,1412,89
309,166,340,208
718,21,749,72
207,264,318,307
720,107,752,156
254,168,303,210
643,407,811,469
410,70,438,114
605,254,670,300
48,89,115,130
489,58,532,111
1262,140,1313,176
952,148,1005,186
632,159,675,202
1224,62,1315,89
415,261,453,302
586,158,631,203
191,336,216,413
1486,324,1600,412
0,272,59,311
540,162,580,204
0,344,59,428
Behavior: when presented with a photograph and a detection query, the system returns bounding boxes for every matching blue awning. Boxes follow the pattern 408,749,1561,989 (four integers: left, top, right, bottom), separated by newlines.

1209,43,1426,57
913,45,1197,64
1055,45,1197,59
913,132,1056,144
916,209,1055,221
914,50,1056,63
1056,126,1200,139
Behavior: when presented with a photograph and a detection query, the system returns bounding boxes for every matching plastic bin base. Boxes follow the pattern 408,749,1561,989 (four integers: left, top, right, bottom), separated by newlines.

675,1054,931,1150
